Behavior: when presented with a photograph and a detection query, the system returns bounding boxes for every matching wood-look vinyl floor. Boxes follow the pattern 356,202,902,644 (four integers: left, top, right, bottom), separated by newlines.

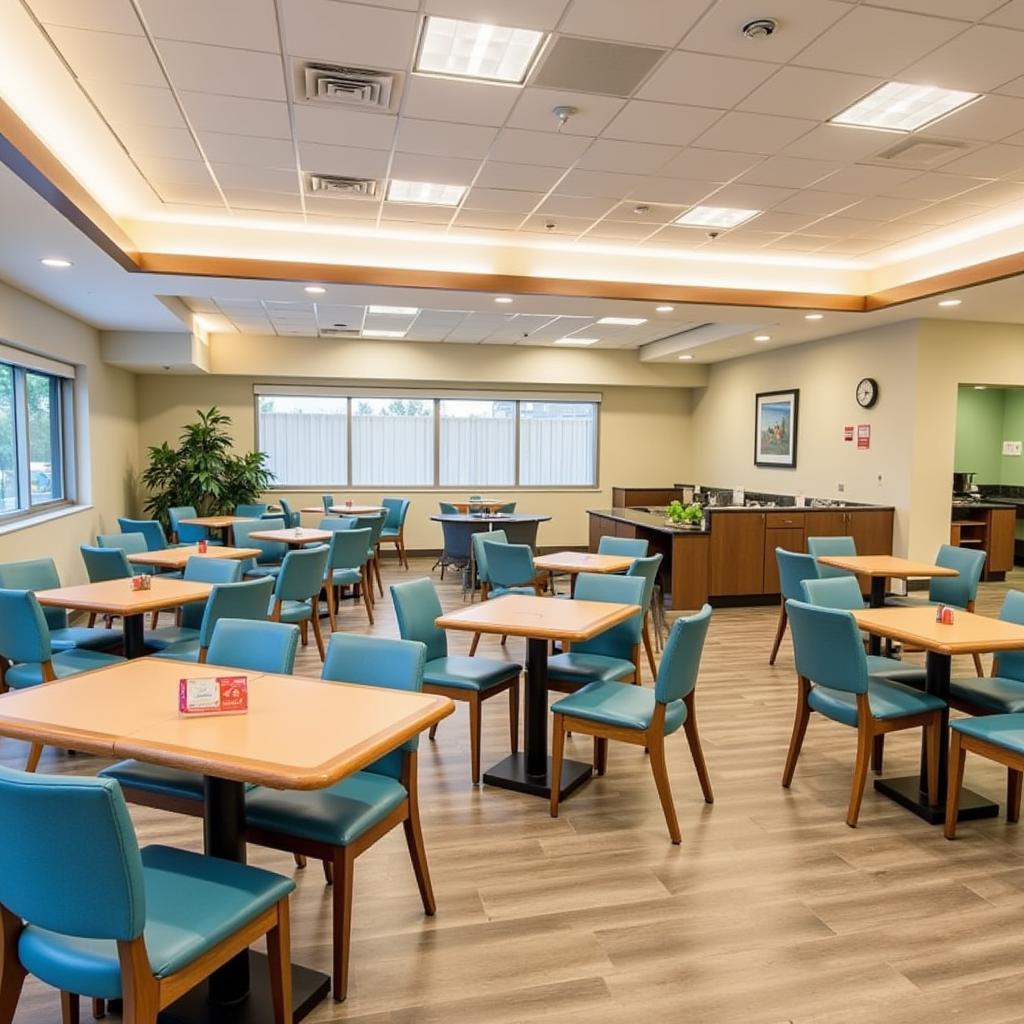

6,559,1024,1024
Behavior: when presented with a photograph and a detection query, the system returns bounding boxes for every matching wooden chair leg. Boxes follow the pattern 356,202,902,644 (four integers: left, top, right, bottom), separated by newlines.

149,610,160,630
468,632,481,656
972,652,985,677
0,906,26,1024
373,554,384,597
550,713,566,819
87,613,97,628
925,717,940,809
500,634,507,647
326,582,337,633
769,603,787,665
871,734,885,774
311,613,326,661
593,736,608,776
847,725,873,828
683,693,714,803
945,729,967,839
293,853,307,869
648,731,682,844
322,859,334,885
398,538,409,570
60,991,79,1024
265,898,292,1024
361,568,375,625
469,695,481,786
642,616,657,679
331,848,355,1002
781,686,810,788
24,744,42,773
428,722,439,741
403,768,436,916
1008,768,1023,824
508,678,519,754
299,620,308,647
91,998,105,1020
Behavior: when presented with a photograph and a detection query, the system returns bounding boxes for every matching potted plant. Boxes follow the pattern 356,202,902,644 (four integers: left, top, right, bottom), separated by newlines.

666,500,703,528
141,407,273,528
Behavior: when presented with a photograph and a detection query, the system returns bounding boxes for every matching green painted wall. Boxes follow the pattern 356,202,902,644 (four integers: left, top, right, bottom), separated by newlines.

955,386,1004,483
1001,391,1024,486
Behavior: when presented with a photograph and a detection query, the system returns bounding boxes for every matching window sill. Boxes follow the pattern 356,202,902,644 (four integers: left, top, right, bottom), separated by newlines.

0,503,93,536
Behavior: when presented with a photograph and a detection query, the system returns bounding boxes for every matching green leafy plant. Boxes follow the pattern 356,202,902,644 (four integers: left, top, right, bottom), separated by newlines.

666,500,703,525
141,407,273,528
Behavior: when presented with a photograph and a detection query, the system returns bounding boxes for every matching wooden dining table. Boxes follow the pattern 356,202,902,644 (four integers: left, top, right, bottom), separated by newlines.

534,550,635,596
0,658,454,1023
852,605,1024,824
300,504,384,516
248,527,333,548
176,515,252,545
436,594,640,801
126,544,261,572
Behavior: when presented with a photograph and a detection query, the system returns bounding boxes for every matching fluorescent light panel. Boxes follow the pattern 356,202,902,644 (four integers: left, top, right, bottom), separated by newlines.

675,206,759,228
831,81,977,132
40,257,72,268
363,329,407,338
416,16,545,84
387,180,466,206
597,317,647,326
555,337,598,346
368,305,419,315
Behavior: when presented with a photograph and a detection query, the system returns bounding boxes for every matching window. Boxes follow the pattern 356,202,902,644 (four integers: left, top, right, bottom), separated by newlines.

520,401,597,486
352,398,434,486
27,372,64,504
439,399,515,487
258,395,347,486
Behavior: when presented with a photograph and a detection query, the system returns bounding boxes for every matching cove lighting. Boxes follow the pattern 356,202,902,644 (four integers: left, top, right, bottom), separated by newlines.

40,257,72,268
415,16,546,84
363,330,407,338
368,305,419,315
804,313,823,320
387,179,466,206
656,305,675,312
754,334,772,342
495,296,513,303
555,337,598,346
938,298,962,307
597,317,647,325
675,206,759,228
831,82,977,132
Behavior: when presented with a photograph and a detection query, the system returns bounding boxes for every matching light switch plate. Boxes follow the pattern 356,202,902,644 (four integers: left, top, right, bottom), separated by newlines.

1003,440,1023,456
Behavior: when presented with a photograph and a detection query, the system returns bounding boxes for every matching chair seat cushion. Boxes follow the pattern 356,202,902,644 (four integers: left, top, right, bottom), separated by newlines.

273,599,313,623
245,565,281,579
329,567,361,586
423,656,519,692
144,626,200,651
489,586,535,598
952,713,1024,753
100,760,226,801
866,655,926,685
17,844,294,999
48,627,122,653
245,771,407,846
4,649,125,689
150,639,202,662
546,652,636,686
808,678,944,728
950,676,1024,714
381,527,400,538
551,680,685,735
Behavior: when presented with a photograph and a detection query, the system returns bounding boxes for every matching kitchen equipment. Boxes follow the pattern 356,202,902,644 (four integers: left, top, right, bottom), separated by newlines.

953,471,976,496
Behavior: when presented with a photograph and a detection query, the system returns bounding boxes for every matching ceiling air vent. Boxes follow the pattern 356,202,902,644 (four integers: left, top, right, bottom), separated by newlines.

303,62,395,109
307,174,380,199
318,326,360,338
875,137,967,168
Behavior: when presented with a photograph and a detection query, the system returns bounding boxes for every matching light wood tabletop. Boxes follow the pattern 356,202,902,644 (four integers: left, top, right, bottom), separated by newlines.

816,555,960,579
0,657,454,790
851,606,1024,656
300,505,384,516
450,499,505,513
35,576,214,615
248,527,332,546
436,594,640,642
177,515,251,529
126,545,261,571
533,551,635,575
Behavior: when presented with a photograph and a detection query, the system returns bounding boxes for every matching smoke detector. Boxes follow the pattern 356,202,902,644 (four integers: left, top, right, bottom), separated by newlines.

742,18,777,39
552,105,578,130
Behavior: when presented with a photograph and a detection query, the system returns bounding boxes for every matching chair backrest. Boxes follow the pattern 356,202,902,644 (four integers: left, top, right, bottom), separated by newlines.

206,616,298,673
327,528,372,572
382,497,410,531
800,575,865,611
572,573,645,658
117,517,168,551
362,512,386,547
439,501,458,514
0,589,52,665
627,553,663,609
0,766,145,940
775,548,820,600
930,544,986,607
198,577,275,649
440,520,473,560
390,577,447,662
321,634,426,778
806,535,856,579
655,604,712,704
786,598,868,694
995,590,1024,681
318,517,358,532
273,545,330,603
276,498,299,528
97,531,148,556
597,536,649,558
168,505,205,544
234,517,287,564
497,502,516,514
179,557,244,630
234,503,268,518
0,559,66,630
484,541,535,588
81,544,132,583
322,494,335,512
472,529,507,583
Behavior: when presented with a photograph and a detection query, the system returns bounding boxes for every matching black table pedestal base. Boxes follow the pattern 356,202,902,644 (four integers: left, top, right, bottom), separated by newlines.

875,775,999,825
159,952,330,1024
483,752,592,800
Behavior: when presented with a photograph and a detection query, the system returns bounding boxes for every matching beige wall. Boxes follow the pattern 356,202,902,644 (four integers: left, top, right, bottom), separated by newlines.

134,372,693,549
0,281,139,584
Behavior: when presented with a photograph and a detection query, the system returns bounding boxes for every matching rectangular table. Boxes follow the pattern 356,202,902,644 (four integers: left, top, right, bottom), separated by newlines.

435,594,640,800
300,505,384,517
0,658,454,1023
177,515,251,545
248,527,333,548
852,605,1024,824
126,545,261,572
36,577,213,659
534,550,635,596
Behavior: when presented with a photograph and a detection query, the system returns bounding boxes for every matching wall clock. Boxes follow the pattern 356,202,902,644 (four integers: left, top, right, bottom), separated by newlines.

856,377,879,409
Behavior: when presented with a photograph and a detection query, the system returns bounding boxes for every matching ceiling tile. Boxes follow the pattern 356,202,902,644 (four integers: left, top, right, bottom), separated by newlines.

940,144,1024,178
488,129,591,166
401,77,520,127
463,188,544,212
794,214,878,237
742,210,817,233
584,220,656,241
212,164,299,192
507,88,624,136
48,25,165,86
389,153,482,186
783,124,892,162
281,0,418,70
453,210,525,229
555,169,646,198
659,148,759,181
701,228,783,247
679,0,850,62
602,101,723,147
381,205,455,224
925,95,1024,143
794,6,966,77
638,226,707,249
83,81,186,128
765,234,831,251
855,221,931,242
984,0,1024,27
531,37,664,96
816,237,882,255
693,112,816,155
199,133,296,168
559,0,706,46
153,182,225,206
136,156,213,186
577,139,678,174
396,120,497,160
738,156,841,188
139,0,280,51
536,194,618,217
959,180,1024,206
424,0,569,30
224,189,303,213
303,195,381,218
298,142,391,178
774,190,860,216
638,51,776,109
180,92,292,138
30,0,142,33
158,40,286,101
867,0,1003,19
474,161,566,191
899,200,988,225
900,25,1024,92
997,76,1024,99
842,195,929,220
627,178,719,204
812,164,920,196
117,124,201,162
293,105,397,150
882,172,987,201
521,214,594,234
739,67,881,122
705,182,796,209
606,201,685,223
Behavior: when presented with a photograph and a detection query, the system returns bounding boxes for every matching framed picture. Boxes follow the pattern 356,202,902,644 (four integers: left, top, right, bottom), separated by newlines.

754,389,799,468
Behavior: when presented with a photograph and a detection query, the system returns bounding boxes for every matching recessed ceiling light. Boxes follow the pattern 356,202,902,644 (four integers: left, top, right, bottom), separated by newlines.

304,285,326,294
387,180,466,206
362,330,407,339
938,298,962,307
495,296,513,304
754,334,772,342
40,257,72,268
831,82,978,133
678,354,693,361
656,305,675,313
675,206,759,228
368,305,419,315
415,16,546,84
974,385,987,390
555,337,598,346
804,313,823,321
597,317,647,326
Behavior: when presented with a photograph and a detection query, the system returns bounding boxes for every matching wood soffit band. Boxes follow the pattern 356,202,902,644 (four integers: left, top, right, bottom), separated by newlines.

1,100,1018,315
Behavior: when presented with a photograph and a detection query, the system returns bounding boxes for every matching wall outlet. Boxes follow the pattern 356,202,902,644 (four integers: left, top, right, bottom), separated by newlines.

837,482,846,493
1003,440,1023,457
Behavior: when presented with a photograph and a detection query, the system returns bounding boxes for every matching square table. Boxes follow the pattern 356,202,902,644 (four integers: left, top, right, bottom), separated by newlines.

300,505,384,517
851,605,1024,824
248,527,333,548
0,657,454,1023
126,544,261,572
177,515,252,545
534,550,635,596
435,594,640,800
36,577,213,659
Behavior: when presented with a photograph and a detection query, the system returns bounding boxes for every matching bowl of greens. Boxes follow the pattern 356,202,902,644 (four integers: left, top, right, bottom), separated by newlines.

665,500,703,528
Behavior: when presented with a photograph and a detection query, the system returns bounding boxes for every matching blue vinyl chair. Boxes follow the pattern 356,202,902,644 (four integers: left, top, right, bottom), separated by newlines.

438,501,458,514
0,589,125,770
361,512,387,600
318,517,358,532
0,765,294,1023
807,535,857,579
117,517,183,552
497,502,516,514
269,545,330,660
770,549,820,665
167,505,221,545
81,544,134,629
323,528,373,630
597,536,649,558
380,497,411,569
547,573,646,690
471,528,506,599
391,577,520,785
550,605,714,843
783,597,944,827
628,553,664,676
234,503,269,518
272,498,300,529
145,556,242,651
96,532,159,575
322,494,335,513
469,539,541,657
234,517,287,578
244,634,437,1001
0,558,120,652
947,712,1024,837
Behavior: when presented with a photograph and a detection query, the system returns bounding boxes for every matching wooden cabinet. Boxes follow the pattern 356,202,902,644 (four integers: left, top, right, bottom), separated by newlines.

847,509,894,555
612,486,688,508
763,527,804,592
588,514,613,552
709,513,766,596
804,510,847,537
988,508,1016,575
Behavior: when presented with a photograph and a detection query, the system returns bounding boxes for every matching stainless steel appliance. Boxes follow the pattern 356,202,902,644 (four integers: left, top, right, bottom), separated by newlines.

953,471,976,496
